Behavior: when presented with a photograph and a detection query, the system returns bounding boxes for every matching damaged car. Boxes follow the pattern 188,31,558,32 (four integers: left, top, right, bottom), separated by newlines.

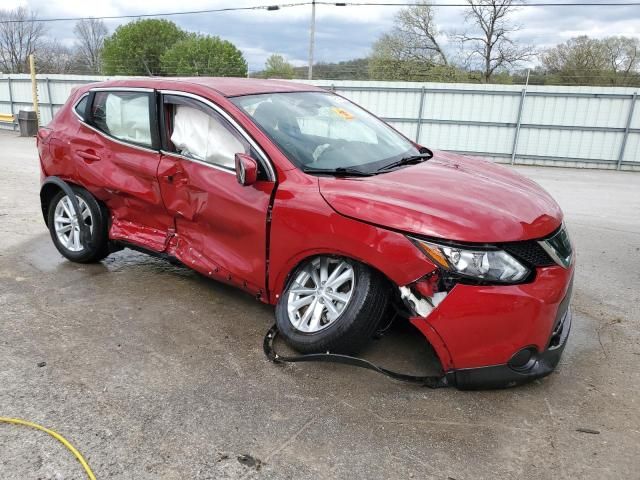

37,78,574,389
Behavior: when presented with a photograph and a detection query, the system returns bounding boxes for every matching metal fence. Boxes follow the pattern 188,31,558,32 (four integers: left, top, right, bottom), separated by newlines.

1,74,638,170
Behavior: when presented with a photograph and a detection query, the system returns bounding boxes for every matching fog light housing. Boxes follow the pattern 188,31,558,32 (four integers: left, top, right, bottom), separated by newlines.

508,347,538,371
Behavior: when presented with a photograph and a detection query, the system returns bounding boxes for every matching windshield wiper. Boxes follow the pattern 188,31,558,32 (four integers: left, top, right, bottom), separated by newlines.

302,167,375,177
377,151,433,172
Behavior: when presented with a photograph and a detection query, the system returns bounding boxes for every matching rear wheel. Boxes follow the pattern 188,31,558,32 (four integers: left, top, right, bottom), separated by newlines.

47,187,110,263
275,256,389,354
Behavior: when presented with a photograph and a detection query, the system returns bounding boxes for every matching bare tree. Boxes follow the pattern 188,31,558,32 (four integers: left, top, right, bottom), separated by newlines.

372,3,448,68
457,0,535,82
74,18,108,74
602,36,639,81
0,7,46,73
37,40,78,74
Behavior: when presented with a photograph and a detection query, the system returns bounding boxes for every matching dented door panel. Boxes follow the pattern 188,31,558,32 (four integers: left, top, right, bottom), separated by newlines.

72,124,173,252
158,154,274,296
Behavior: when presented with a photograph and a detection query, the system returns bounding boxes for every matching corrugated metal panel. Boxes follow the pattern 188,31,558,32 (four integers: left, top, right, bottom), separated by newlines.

0,74,638,168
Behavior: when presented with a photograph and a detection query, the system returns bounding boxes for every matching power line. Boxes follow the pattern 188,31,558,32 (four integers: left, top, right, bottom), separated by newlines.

0,3,312,24
320,2,640,5
1,1,640,24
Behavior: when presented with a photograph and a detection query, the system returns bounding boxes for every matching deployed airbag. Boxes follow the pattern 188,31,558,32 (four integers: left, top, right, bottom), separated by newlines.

171,105,244,169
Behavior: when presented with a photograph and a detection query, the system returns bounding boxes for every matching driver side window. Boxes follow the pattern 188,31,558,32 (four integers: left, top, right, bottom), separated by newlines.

167,99,250,170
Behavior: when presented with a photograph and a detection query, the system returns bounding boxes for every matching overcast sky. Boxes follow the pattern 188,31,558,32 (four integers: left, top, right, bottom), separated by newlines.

4,0,640,71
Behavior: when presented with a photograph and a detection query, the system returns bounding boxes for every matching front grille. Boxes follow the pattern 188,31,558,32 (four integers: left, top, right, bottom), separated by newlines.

503,241,555,267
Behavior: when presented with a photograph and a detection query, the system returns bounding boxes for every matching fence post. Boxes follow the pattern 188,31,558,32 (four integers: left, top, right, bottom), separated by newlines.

510,88,527,165
415,86,426,142
45,77,54,123
617,91,637,171
7,77,16,131
29,54,40,128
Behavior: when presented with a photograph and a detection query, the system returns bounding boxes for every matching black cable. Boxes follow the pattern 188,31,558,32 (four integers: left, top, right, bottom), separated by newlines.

263,324,450,388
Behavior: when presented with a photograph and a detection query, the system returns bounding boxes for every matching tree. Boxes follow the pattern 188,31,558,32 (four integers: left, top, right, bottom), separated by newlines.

601,36,639,83
303,58,370,80
0,7,46,73
102,19,186,75
37,41,76,74
160,34,247,77
263,54,295,79
74,18,108,74
542,36,639,86
369,2,448,80
457,0,535,83
541,36,607,85
392,3,448,65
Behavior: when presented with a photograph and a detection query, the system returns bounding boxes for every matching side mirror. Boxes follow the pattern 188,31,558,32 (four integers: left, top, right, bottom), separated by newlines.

235,153,258,186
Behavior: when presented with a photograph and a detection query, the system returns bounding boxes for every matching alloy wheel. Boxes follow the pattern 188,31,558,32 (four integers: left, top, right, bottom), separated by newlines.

53,195,93,252
286,257,355,333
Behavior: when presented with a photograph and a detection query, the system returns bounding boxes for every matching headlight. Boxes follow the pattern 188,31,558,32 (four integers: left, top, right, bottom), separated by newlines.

410,238,530,283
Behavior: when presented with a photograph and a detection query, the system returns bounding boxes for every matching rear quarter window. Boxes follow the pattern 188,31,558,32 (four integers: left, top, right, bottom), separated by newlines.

74,95,88,120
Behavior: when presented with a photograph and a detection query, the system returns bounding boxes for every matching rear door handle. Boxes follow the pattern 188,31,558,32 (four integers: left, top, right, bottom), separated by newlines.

76,150,101,162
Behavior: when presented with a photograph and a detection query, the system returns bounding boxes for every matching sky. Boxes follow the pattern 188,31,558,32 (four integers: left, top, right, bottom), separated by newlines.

3,0,640,72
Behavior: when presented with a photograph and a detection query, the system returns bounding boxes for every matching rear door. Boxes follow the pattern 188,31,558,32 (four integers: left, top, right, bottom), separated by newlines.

70,87,174,252
157,92,276,298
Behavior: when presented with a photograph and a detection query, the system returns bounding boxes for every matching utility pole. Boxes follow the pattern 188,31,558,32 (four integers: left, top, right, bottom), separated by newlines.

308,0,316,80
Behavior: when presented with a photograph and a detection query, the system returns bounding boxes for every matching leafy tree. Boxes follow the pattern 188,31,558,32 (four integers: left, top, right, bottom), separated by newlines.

263,54,295,79
74,18,108,74
160,34,247,77
102,19,186,75
542,36,639,86
457,0,535,83
305,58,371,80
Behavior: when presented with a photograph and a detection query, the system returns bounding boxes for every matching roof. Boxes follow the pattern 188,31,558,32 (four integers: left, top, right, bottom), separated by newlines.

86,77,324,98
180,77,324,97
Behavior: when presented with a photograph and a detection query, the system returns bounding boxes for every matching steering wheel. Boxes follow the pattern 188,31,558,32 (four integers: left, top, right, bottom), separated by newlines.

315,140,348,163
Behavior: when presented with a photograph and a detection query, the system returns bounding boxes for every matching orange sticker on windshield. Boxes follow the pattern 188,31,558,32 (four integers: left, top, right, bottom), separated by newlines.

331,107,354,120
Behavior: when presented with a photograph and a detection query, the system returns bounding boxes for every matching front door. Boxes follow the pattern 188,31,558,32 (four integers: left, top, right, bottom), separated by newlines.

157,93,275,298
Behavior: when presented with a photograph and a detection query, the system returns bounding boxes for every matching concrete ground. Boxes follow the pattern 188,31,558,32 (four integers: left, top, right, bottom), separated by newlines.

0,129,639,480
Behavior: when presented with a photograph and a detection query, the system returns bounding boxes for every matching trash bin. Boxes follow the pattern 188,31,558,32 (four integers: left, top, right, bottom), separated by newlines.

18,110,38,137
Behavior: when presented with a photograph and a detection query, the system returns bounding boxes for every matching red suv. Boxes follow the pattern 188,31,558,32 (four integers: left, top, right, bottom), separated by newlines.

37,78,574,389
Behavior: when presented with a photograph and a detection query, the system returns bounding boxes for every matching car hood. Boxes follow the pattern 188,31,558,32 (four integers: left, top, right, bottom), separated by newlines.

318,151,562,243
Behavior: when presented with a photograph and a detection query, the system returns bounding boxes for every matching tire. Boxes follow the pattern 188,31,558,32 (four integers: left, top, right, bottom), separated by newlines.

47,186,110,263
275,256,390,355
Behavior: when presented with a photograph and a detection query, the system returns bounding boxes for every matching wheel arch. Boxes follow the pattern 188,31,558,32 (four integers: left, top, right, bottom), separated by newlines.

269,249,396,305
40,177,80,226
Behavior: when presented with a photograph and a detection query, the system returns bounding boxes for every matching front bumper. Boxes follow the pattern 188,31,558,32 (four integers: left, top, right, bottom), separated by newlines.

410,266,574,390
448,298,572,390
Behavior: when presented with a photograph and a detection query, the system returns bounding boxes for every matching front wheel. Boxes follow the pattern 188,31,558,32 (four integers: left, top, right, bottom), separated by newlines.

275,257,390,354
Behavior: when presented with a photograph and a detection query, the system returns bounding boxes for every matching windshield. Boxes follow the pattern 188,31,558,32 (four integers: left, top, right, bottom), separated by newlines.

231,91,420,173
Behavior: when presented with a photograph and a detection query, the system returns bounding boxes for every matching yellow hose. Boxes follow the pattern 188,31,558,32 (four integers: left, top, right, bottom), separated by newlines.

0,417,96,480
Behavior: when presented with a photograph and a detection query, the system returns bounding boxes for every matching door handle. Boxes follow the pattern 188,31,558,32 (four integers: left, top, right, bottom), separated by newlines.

76,150,101,162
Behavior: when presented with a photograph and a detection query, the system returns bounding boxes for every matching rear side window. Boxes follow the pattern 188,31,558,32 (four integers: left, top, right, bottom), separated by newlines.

91,91,154,148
